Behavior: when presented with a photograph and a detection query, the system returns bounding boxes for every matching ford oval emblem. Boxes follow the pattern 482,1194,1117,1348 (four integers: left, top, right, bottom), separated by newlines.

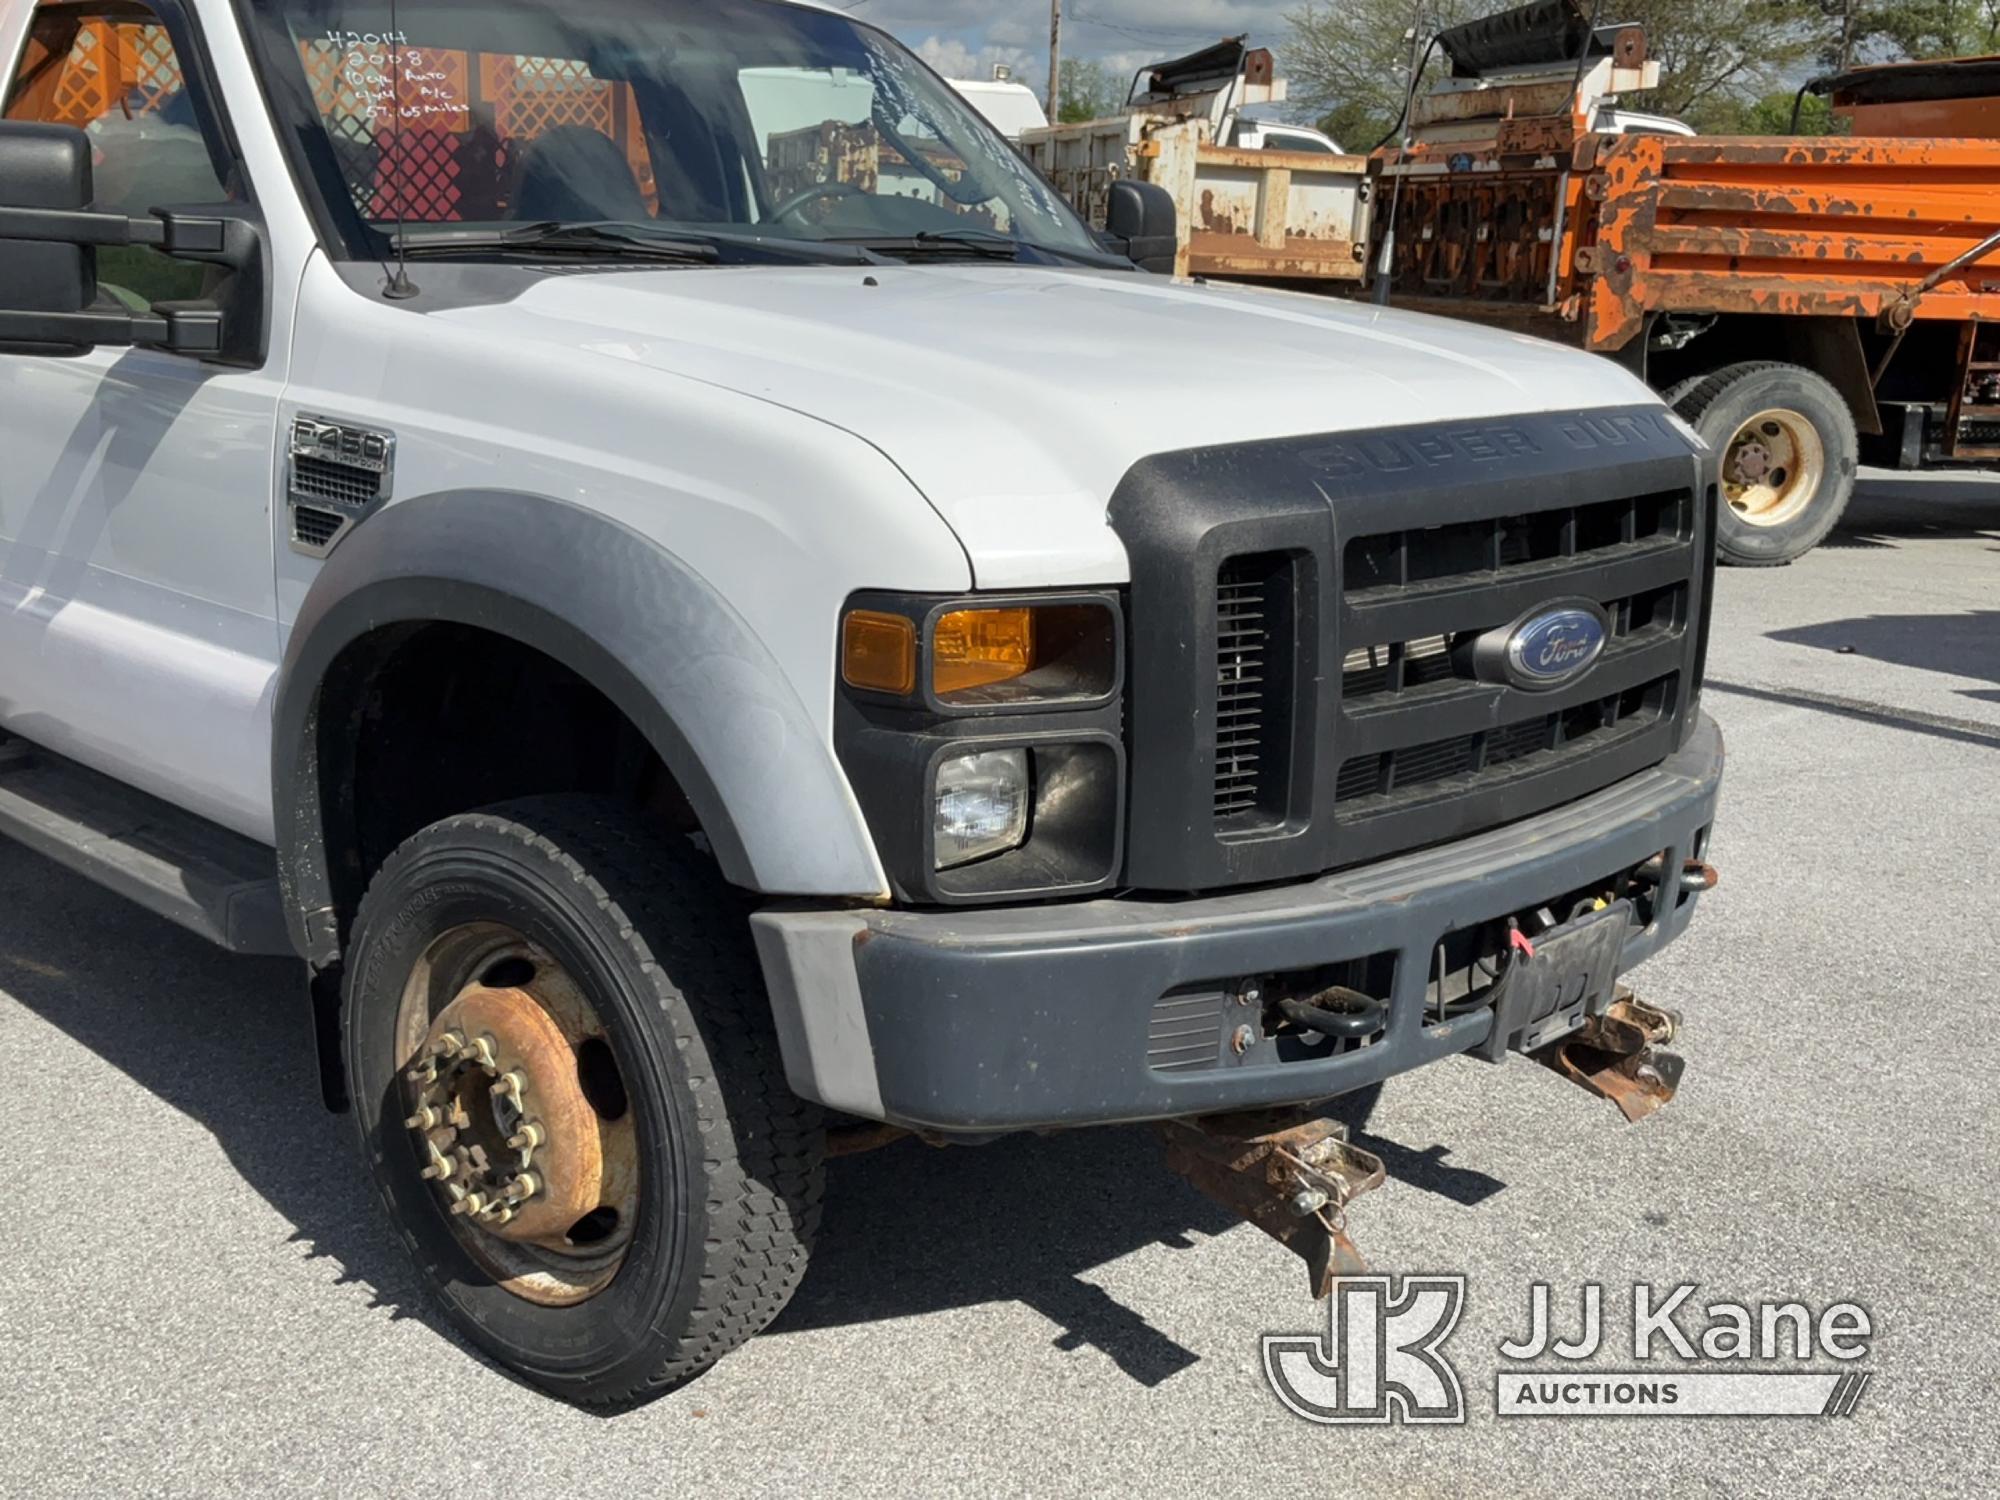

1505,607,1608,691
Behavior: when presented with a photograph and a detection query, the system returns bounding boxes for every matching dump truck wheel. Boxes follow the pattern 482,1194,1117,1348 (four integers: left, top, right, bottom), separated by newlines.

1658,376,1705,409
342,796,823,1408
1672,362,1858,567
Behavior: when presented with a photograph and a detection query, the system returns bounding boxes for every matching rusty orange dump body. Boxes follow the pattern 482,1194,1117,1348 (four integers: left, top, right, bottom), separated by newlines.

1585,134,2000,352
1830,56,2000,139
1375,102,2000,461
1376,130,2000,355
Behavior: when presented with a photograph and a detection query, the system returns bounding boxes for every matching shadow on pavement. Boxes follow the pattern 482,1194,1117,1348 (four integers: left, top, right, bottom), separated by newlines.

1764,608,2000,707
0,840,1507,1390
1820,473,2000,552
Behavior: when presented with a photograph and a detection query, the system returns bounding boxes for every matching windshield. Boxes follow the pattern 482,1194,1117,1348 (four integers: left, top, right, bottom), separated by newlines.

244,0,1103,263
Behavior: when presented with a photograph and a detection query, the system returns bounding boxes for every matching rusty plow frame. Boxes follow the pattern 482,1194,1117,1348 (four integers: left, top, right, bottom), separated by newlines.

1158,992,1687,1297
1159,1111,1387,1299
1531,989,1685,1123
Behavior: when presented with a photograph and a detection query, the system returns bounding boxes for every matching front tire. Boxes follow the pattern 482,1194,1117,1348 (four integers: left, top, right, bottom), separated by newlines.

1672,361,1859,567
343,796,823,1408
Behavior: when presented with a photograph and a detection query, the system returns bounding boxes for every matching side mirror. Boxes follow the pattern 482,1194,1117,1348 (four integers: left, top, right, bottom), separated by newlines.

0,121,262,364
0,122,97,355
1105,179,1178,276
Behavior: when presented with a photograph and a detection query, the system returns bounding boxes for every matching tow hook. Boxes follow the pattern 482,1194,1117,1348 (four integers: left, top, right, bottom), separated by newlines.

1533,988,1685,1123
1159,1110,1386,1299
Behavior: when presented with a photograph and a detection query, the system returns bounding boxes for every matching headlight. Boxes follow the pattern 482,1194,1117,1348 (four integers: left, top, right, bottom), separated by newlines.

841,599,1118,710
934,749,1030,868
836,589,1125,903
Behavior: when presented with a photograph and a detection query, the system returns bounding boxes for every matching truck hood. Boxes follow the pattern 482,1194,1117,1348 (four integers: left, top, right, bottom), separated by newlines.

440,263,1661,587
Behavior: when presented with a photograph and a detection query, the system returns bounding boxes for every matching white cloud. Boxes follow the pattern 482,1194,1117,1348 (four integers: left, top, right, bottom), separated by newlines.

854,1,1311,111
914,34,1038,86
857,1,1300,65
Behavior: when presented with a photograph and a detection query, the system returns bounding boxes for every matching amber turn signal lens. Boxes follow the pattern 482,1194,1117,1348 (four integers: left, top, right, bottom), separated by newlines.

842,610,917,696
934,607,1035,696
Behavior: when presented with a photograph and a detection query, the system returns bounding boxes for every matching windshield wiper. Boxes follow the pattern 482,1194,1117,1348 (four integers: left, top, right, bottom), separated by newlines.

398,222,720,264
830,228,1124,268
397,221,891,268
658,227,893,266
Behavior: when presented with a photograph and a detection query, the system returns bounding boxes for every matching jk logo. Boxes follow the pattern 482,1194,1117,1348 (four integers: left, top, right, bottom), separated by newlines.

1262,1275,1468,1425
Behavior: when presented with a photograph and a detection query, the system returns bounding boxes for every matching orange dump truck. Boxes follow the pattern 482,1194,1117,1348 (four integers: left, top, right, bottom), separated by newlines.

1371,1,2000,565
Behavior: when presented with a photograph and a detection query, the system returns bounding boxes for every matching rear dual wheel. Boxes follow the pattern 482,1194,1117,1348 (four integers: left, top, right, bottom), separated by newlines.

1656,364,1856,568
1667,361,1859,567
343,796,823,1408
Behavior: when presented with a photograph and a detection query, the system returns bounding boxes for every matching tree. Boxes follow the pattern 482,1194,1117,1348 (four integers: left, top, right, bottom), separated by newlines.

1284,1,1480,151
1815,0,2000,67
1057,57,1123,123
1628,4,1820,125
1283,1,1821,143
1703,87,1844,132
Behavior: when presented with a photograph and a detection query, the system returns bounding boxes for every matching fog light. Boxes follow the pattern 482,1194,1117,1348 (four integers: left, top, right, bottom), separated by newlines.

934,749,1030,869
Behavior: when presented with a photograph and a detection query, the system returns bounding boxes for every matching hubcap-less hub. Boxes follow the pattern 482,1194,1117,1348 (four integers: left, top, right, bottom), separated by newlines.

396,935,639,1306
1722,407,1825,528
405,984,603,1243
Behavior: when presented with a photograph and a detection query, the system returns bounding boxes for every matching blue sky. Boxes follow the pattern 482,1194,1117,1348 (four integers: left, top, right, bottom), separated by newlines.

839,1,1302,91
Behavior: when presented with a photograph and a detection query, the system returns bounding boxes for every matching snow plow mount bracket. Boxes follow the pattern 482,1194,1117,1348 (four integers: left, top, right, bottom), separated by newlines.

1158,1110,1387,1300
1532,988,1685,1122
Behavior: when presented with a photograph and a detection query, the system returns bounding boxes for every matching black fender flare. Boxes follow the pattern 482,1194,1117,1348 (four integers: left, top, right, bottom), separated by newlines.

272,489,886,963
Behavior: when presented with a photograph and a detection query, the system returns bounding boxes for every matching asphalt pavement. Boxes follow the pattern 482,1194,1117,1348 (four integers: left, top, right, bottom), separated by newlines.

2,473,1997,1499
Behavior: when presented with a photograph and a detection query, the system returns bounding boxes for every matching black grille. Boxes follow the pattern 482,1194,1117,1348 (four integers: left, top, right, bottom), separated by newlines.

291,505,346,549
1213,555,1279,822
1107,405,1709,892
292,454,381,509
1336,678,1675,815
1343,582,1685,708
1330,479,1697,863
1345,491,1688,598
1342,635,1455,700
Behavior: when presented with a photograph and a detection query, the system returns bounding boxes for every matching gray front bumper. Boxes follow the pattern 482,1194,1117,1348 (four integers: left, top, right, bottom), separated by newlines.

753,715,1724,1133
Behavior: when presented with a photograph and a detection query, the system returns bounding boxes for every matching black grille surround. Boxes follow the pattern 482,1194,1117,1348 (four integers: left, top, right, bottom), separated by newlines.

1109,405,1713,892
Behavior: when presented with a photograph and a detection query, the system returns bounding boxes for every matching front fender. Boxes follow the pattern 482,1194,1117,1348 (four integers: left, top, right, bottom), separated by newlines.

273,488,888,960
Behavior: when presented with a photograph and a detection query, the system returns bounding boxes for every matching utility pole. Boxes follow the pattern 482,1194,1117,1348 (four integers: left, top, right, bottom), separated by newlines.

1047,0,1063,123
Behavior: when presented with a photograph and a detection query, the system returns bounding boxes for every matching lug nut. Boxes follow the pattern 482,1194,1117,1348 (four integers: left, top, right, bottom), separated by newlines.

490,1071,525,1100
432,1031,465,1058
404,1061,438,1087
506,1123,544,1152
1232,1024,1254,1056
504,1173,540,1203
450,1193,487,1218
405,1107,440,1131
419,1161,449,1182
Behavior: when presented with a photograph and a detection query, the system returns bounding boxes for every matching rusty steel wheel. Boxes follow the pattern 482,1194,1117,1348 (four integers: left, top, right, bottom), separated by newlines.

395,925,639,1306
1720,407,1824,528
1672,361,1858,567
344,796,823,1407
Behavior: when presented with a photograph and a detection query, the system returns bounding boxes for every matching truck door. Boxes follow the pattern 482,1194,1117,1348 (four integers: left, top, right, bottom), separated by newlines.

0,0,283,843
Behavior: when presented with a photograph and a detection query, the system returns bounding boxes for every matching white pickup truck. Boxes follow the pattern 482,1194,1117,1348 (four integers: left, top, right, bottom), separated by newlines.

0,0,1722,1407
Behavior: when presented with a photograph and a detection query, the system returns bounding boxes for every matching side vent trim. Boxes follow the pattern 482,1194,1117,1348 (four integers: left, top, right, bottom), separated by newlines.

287,415,394,559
